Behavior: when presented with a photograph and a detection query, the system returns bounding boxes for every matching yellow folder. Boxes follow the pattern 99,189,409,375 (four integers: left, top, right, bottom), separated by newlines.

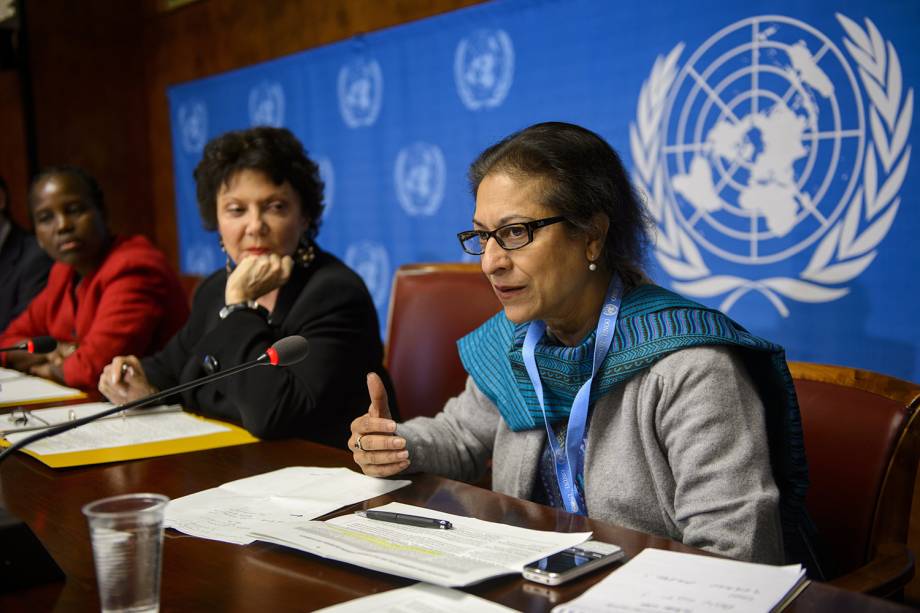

0,412,259,468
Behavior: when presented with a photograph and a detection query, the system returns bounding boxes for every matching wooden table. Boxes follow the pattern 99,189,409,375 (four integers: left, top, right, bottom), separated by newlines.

0,439,913,611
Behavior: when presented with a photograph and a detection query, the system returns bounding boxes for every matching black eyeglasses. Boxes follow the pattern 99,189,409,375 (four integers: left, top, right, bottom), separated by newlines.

457,216,567,255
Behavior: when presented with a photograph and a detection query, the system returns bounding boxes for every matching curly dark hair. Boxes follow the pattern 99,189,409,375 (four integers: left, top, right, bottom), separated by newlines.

468,121,651,286
29,166,106,218
194,127,325,239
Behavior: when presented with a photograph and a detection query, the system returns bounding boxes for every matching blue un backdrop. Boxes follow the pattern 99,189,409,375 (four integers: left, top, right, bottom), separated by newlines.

168,0,920,382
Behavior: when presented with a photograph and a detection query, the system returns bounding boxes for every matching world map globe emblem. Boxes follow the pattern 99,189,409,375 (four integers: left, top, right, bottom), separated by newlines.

184,243,219,276
338,56,384,128
178,100,208,154
395,142,446,216
454,29,514,111
662,16,865,265
345,241,390,309
248,81,285,127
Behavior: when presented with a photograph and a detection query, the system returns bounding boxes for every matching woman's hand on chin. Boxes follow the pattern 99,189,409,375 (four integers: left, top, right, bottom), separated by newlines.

225,253,294,304
349,372,409,477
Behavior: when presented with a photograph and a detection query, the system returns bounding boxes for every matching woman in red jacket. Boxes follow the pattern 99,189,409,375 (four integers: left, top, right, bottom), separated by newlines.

0,167,189,390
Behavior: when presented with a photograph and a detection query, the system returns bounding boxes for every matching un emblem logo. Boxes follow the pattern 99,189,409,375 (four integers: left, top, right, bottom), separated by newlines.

315,155,335,218
454,29,514,110
177,100,208,154
184,243,219,275
345,241,390,309
394,142,446,216
631,14,912,315
248,81,285,127
338,57,384,128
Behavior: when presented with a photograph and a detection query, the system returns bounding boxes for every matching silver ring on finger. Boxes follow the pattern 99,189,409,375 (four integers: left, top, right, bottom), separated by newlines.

354,435,365,451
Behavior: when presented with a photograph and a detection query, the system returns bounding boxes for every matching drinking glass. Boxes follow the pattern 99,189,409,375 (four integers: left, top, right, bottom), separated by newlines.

82,493,169,613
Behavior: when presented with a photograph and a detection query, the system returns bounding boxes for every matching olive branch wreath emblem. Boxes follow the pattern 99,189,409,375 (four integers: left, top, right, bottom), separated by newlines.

630,14,912,316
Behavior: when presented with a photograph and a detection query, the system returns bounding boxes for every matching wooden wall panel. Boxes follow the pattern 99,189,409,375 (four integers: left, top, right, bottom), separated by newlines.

26,0,152,239
0,70,30,227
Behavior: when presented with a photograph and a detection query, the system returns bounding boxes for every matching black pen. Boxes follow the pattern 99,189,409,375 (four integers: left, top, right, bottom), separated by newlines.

356,509,453,530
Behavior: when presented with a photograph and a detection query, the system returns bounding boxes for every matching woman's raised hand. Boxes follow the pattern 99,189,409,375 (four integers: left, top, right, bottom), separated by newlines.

225,254,293,304
349,372,409,477
98,355,158,404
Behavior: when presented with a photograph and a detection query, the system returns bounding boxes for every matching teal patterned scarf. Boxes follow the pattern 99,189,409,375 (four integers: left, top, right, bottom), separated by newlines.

459,284,789,430
458,283,811,566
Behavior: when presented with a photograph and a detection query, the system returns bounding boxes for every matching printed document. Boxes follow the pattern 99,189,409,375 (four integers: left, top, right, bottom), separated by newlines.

314,583,517,612
0,367,85,406
253,501,591,587
165,466,412,545
553,548,808,613
3,402,226,454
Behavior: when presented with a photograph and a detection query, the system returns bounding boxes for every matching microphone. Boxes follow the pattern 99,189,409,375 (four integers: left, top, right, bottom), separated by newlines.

0,336,58,354
264,334,309,366
0,335,309,463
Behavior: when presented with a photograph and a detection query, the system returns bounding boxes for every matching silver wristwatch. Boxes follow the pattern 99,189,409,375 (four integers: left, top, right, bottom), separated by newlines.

218,300,268,320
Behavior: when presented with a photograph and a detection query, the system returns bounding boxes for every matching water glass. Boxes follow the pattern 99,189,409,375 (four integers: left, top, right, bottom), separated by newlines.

82,493,169,613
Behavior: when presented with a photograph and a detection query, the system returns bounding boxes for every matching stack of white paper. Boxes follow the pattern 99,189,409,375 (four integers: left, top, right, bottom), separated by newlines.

165,466,412,545
3,402,226,454
253,501,591,587
0,367,85,405
553,548,808,613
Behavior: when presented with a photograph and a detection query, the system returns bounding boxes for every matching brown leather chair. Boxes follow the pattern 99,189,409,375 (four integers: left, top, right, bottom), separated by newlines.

385,263,500,421
790,361,920,597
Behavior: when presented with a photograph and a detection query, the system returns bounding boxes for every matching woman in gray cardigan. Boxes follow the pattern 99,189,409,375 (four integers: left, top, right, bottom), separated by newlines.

349,122,812,567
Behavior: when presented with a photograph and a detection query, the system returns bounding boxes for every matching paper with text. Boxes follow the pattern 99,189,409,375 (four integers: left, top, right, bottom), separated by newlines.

165,466,412,545
314,583,517,612
4,402,226,454
553,548,808,613
253,501,591,587
0,367,85,406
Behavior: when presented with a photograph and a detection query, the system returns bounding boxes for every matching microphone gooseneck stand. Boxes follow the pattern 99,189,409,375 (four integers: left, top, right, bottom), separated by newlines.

0,334,309,464
0,356,271,464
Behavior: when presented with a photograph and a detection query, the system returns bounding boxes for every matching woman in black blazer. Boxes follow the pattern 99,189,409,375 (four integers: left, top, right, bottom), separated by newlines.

99,127,395,446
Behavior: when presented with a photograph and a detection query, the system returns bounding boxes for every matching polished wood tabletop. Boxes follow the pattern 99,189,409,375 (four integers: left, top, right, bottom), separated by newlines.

0,438,914,612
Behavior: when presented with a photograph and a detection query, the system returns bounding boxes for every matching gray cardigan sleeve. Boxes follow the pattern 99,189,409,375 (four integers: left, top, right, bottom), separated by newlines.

396,345,783,565
648,346,784,563
396,376,500,484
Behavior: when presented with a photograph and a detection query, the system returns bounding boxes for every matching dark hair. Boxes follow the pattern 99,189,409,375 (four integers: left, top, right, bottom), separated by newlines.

0,175,8,203
29,166,106,218
194,127,324,240
468,121,651,285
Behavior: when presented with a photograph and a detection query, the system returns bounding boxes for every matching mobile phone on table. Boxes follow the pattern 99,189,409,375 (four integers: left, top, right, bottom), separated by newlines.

522,540,624,586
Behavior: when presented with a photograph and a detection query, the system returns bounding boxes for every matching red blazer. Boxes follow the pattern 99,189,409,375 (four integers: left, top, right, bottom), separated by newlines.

0,235,190,390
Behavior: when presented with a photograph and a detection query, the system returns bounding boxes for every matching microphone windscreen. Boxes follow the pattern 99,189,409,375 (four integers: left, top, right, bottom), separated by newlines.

29,336,58,354
267,335,310,366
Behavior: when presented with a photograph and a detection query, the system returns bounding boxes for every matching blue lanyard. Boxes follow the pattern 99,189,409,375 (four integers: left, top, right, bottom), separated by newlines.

522,275,622,515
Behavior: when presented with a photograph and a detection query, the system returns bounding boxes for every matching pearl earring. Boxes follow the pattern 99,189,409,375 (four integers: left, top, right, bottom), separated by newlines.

588,262,598,272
